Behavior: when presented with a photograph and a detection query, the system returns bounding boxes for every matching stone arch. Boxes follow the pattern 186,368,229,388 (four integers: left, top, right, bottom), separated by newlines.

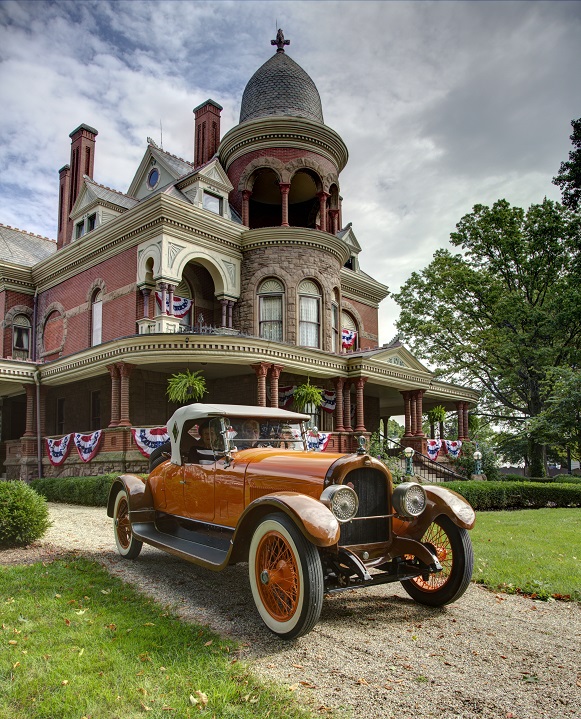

284,157,339,193
238,156,285,192
174,250,229,299
137,244,162,286
86,278,106,305
340,300,364,347
3,304,33,327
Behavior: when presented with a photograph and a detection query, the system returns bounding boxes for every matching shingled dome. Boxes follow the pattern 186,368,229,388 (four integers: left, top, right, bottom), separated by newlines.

239,51,324,125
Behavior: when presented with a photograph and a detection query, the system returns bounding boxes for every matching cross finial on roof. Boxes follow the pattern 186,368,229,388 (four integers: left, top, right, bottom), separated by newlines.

271,29,290,53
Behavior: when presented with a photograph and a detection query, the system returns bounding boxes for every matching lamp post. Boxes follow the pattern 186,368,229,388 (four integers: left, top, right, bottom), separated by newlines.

404,446,415,476
473,450,483,475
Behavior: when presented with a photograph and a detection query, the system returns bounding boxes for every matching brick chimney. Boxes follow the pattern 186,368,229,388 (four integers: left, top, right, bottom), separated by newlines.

193,100,222,167
57,123,98,249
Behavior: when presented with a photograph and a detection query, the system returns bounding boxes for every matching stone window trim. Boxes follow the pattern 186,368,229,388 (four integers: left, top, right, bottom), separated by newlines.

298,278,322,349
39,302,67,358
257,277,286,342
3,304,33,329
86,278,107,305
340,301,364,350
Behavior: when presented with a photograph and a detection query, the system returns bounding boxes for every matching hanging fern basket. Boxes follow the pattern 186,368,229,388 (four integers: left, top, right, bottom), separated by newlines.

166,369,207,405
293,379,323,412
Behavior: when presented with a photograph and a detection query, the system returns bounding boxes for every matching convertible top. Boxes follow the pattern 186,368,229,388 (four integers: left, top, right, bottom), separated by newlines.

168,403,310,426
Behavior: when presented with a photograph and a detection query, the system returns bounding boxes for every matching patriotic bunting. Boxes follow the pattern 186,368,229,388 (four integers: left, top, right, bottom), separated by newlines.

341,328,357,349
155,292,193,318
278,385,296,409
45,434,73,467
426,439,442,461
131,427,169,457
74,430,103,463
444,440,462,459
306,431,331,452
321,389,336,414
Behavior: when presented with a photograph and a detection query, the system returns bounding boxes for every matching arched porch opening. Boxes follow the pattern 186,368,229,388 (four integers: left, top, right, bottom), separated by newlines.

289,168,321,228
248,168,282,229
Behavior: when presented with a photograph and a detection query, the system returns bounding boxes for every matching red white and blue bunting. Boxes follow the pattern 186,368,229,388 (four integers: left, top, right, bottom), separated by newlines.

155,292,193,319
444,440,462,459
74,430,103,463
45,433,73,467
321,389,336,414
131,427,169,458
341,328,357,349
306,430,331,452
426,439,442,461
277,385,296,409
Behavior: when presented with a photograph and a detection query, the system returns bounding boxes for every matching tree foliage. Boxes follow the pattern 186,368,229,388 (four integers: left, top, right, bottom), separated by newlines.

394,198,581,476
553,118,581,210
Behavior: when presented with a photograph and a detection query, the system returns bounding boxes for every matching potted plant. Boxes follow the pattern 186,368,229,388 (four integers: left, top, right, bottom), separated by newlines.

293,378,323,412
427,405,447,439
166,369,207,404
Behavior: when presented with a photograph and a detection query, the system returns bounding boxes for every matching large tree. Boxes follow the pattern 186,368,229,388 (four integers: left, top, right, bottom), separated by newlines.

553,118,581,211
394,198,581,476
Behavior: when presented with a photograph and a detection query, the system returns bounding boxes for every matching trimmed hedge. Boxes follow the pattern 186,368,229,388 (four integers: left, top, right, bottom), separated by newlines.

30,474,119,507
499,474,581,485
0,481,52,546
444,480,581,511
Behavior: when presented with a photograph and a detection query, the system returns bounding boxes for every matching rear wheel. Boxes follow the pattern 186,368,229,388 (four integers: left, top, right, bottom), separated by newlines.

113,489,142,559
401,514,473,606
149,441,171,472
248,513,324,639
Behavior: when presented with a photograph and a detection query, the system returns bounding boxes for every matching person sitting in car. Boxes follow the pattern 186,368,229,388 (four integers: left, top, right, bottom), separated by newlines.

188,419,219,464
239,419,261,448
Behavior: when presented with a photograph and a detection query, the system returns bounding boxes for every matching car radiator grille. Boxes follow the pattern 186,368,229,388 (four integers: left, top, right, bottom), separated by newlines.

339,468,390,545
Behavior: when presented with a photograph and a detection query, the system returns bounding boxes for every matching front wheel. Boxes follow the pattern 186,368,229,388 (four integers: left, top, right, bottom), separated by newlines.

248,513,324,639
401,514,473,606
113,490,143,559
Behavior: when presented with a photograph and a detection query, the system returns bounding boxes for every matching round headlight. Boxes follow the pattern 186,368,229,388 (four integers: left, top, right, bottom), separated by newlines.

320,484,359,523
392,482,427,518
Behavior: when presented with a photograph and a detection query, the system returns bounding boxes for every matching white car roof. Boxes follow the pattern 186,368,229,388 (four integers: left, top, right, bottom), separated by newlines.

168,403,310,426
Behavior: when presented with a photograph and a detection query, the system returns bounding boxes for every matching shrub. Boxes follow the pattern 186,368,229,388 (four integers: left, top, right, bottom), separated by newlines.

30,474,119,507
499,474,581,484
448,440,500,481
0,481,52,547
444,480,581,511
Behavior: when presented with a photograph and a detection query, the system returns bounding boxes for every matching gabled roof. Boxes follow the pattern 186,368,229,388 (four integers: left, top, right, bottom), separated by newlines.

176,156,233,194
71,176,138,218
337,223,362,253
347,341,433,374
0,224,56,266
127,141,195,198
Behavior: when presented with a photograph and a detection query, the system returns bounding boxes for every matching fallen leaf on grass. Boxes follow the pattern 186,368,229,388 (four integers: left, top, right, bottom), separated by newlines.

8,640,17,645
61,680,68,686
140,701,152,711
204,640,213,646
13,662,20,669
292,663,304,669
356,678,369,685
299,681,316,688
190,690,208,707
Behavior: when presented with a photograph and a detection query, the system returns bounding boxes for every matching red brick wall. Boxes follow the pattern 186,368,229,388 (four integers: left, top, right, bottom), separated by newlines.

344,297,379,350
37,246,138,357
1,290,34,358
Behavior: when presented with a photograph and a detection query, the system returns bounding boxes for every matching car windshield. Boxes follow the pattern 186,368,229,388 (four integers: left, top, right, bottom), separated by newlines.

225,418,305,451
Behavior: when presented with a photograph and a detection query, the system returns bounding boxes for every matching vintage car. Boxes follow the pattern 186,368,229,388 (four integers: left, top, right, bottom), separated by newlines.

108,403,475,639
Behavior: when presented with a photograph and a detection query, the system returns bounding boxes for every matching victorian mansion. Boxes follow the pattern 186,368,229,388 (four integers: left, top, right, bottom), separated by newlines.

0,31,478,479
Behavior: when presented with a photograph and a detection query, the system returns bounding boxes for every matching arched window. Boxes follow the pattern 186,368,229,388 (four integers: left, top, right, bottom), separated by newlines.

91,290,103,346
257,278,284,341
331,289,340,353
298,279,321,348
12,314,31,359
341,310,358,351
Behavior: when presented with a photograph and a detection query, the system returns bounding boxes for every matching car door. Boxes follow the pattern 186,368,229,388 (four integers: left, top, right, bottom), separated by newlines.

182,417,221,522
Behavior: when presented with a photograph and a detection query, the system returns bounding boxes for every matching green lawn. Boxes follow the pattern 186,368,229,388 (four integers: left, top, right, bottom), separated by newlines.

0,558,312,719
471,508,581,601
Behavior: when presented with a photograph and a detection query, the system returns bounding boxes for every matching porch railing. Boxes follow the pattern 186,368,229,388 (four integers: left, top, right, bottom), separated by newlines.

382,436,466,483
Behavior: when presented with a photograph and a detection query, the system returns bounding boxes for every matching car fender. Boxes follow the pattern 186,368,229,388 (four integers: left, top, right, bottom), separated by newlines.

107,474,153,522
230,491,340,563
393,484,475,540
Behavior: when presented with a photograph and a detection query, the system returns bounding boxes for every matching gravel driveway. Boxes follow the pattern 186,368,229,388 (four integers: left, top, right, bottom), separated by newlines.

3,503,580,719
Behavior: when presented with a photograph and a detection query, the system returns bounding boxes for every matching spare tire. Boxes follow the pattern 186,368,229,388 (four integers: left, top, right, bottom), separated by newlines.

149,441,171,472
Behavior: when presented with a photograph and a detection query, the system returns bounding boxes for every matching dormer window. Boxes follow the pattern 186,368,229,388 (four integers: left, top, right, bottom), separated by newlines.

12,315,31,359
76,221,85,239
203,191,222,215
87,213,96,232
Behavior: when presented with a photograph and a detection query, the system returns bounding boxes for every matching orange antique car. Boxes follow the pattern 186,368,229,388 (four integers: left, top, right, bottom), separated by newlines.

108,403,475,638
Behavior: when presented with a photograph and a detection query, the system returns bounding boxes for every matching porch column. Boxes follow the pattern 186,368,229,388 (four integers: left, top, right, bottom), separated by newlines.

269,364,284,408
242,190,252,227
107,364,120,427
414,389,425,436
220,299,228,327
141,287,151,318
158,282,167,315
279,183,291,227
334,377,345,432
456,402,465,440
463,404,470,440
409,392,417,439
23,384,35,437
227,301,234,329
251,362,270,407
401,391,412,437
343,381,353,432
167,284,175,316
317,191,329,232
117,362,135,427
38,385,47,439
354,377,367,432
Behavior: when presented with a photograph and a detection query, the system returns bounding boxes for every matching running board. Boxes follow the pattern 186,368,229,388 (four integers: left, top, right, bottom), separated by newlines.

131,522,231,570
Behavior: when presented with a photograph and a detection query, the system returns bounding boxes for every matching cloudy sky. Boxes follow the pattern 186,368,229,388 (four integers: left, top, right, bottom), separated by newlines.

0,0,579,343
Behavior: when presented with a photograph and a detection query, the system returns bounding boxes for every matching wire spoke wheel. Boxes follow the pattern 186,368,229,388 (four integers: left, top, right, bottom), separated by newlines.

401,515,473,606
249,514,323,639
